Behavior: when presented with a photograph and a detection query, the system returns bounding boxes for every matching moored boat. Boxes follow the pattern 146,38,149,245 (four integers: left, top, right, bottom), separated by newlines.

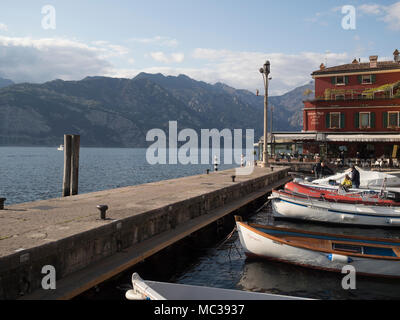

235,216,400,278
269,189,400,227
312,166,400,188
125,273,308,300
284,181,400,206
293,178,400,194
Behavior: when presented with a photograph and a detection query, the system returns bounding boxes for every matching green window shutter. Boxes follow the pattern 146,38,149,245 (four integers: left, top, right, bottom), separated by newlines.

371,112,376,128
371,74,376,83
331,77,336,85
354,112,359,129
383,111,388,128
340,113,345,129
357,75,362,84
326,112,330,129
345,76,349,85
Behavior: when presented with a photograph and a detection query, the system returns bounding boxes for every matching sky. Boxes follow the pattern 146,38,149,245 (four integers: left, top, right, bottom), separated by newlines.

0,0,399,95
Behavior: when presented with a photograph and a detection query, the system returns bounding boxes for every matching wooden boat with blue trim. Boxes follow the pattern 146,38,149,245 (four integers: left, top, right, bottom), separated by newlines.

269,189,400,227
235,216,400,278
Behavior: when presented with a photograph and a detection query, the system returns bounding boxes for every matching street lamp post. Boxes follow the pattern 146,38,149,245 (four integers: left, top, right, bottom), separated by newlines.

260,60,270,167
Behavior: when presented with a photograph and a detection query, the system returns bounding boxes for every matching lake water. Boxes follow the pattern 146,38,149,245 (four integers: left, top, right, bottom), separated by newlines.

2,147,400,300
0,147,238,205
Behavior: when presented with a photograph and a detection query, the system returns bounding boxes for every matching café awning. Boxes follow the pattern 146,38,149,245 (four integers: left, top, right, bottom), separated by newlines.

326,134,400,142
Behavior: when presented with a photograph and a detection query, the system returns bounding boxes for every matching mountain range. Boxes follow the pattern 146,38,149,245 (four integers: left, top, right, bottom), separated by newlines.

0,74,313,147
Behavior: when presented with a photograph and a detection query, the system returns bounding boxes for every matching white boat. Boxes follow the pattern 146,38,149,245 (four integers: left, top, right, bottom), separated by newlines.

57,144,64,151
293,178,400,194
125,273,307,300
312,166,400,188
269,190,400,227
235,216,400,278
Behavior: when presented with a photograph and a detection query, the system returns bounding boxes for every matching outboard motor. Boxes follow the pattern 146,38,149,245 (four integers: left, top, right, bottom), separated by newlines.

386,191,400,202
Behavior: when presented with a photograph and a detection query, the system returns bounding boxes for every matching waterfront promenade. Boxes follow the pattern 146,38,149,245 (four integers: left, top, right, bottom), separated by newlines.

0,166,290,300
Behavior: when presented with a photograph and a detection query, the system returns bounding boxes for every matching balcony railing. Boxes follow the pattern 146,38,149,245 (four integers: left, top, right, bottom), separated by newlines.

305,95,400,103
306,81,400,102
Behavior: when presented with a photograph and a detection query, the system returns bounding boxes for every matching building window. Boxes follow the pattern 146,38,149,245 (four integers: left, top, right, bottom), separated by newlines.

388,111,399,128
332,76,348,86
330,112,341,128
362,75,372,84
360,112,370,128
336,76,345,85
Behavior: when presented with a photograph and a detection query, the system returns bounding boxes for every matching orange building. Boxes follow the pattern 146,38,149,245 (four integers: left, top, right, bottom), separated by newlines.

301,50,400,160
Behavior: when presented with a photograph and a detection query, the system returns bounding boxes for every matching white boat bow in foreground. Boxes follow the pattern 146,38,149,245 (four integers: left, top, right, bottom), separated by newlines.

125,273,308,300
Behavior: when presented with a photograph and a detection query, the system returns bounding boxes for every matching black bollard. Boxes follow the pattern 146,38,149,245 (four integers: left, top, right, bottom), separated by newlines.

206,169,210,174
231,175,236,182
0,198,5,210
271,166,274,171
97,205,109,220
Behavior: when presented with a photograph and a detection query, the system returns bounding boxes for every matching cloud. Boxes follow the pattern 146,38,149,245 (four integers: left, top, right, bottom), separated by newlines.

107,49,350,95
358,2,400,30
149,51,184,63
150,51,169,63
0,36,123,83
0,23,7,32
171,52,185,63
358,4,384,15
191,48,350,95
129,36,178,47
0,35,356,96
382,2,400,30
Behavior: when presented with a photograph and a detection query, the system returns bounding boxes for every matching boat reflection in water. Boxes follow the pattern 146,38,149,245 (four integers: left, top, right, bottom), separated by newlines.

238,205,400,300
237,259,400,300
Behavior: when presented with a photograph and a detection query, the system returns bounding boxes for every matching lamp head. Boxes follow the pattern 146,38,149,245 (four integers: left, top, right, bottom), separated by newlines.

265,60,271,73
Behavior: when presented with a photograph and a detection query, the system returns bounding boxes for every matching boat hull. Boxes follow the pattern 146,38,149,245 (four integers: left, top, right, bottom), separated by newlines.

236,222,400,278
271,192,400,227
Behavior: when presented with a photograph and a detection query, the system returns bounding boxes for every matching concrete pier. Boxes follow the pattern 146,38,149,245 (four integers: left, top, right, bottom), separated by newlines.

0,166,290,300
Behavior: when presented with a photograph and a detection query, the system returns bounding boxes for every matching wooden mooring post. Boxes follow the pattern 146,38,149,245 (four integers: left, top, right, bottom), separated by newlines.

71,135,80,196
62,134,80,197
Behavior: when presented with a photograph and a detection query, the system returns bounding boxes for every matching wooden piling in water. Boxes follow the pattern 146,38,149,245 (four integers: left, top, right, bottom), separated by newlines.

62,135,72,197
71,135,80,196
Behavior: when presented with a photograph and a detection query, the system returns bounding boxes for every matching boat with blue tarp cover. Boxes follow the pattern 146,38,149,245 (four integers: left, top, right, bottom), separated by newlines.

235,216,400,278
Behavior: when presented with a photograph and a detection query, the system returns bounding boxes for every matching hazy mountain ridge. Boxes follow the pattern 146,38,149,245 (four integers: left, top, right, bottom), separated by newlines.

0,74,311,147
0,77,14,89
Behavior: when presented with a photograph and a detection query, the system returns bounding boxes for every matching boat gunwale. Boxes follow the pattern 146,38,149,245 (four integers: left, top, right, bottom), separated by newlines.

285,182,400,207
237,221,400,261
273,190,400,218
276,188,398,208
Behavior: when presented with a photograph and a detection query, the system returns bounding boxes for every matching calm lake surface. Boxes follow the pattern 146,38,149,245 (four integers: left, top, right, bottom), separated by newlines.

0,147,238,205
2,147,400,300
